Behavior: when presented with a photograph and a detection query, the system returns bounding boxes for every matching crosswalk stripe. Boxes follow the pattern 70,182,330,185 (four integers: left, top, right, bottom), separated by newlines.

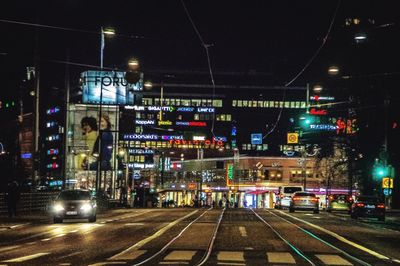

217,251,244,262
3,252,49,262
315,254,353,266
267,252,296,264
163,250,196,261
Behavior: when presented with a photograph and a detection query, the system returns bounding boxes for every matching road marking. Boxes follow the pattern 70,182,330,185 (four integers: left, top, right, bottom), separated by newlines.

163,250,196,261
159,262,189,265
70,230,78,233
217,251,244,262
88,262,126,266
316,254,353,265
109,210,198,260
0,245,20,253
41,238,51,241
239,226,247,237
3,252,49,262
124,223,145,226
59,263,72,265
55,234,66,237
217,263,245,265
244,247,253,250
267,252,296,264
279,211,398,262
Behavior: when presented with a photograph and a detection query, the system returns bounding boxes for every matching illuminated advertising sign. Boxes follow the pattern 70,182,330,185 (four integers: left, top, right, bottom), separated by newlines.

226,164,234,180
213,136,227,142
197,107,215,113
81,71,142,104
176,121,207,127
135,120,155,125
123,134,158,140
309,124,337,131
161,135,184,140
158,120,173,126
148,106,174,112
309,108,327,115
128,149,154,155
310,95,335,101
127,163,155,169
169,139,224,146
193,136,206,141
177,107,195,112
251,133,262,145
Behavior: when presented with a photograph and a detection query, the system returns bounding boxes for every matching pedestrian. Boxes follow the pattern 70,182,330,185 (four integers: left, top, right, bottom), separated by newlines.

5,181,20,217
218,199,223,208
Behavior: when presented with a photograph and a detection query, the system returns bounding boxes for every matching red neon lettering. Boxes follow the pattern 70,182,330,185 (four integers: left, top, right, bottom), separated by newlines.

310,108,327,115
174,140,181,145
217,141,223,146
205,140,211,145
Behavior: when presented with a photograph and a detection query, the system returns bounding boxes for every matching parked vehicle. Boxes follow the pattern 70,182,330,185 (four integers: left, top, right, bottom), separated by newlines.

275,185,303,209
52,189,97,223
326,194,353,212
289,191,319,213
350,195,385,221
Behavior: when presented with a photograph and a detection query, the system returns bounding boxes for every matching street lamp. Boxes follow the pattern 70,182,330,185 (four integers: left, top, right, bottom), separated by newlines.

328,66,340,75
313,84,323,93
96,26,115,192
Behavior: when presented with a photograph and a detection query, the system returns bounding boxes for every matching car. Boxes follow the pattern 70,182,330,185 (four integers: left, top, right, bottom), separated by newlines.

289,191,319,213
326,194,353,212
350,195,385,221
52,189,97,223
275,186,304,209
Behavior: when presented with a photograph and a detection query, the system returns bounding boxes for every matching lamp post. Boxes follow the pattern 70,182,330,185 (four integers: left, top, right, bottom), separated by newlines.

95,27,115,192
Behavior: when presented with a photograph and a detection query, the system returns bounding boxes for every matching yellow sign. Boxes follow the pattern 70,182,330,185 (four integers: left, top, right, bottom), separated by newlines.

382,178,394,188
287,133,299,144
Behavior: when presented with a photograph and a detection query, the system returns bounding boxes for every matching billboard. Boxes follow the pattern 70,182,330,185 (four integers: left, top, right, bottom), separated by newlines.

66,104,119,191
80,70,142,105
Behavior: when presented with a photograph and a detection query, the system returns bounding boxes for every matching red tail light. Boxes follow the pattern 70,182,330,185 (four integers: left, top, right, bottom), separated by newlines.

292,197,300,201
311,197,319,202
377,203,385,209
356,203,365,207
328,195,334,200
347,196,353,202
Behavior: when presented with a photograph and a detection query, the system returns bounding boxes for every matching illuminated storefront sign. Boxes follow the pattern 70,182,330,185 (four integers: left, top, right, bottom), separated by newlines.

123,134,158,140
337,118,358,135
169,139,224,146
193,136,206,141
161,135,184,140
309,124,337,131
127,163,155,169
310,95,335,101
148,106,174,112
158,120,173,126
128,149,154,155
226,164,234,180
213,136,227,142
176,121,207,127
81,71,141,104
177,107,195,112
309,108,327,115
197,107,215,113
21,153,32,159
135,120,155,125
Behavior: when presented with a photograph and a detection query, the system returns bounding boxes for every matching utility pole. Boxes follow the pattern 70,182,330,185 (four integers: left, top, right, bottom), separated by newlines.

33,30,40,184
62,50,70,189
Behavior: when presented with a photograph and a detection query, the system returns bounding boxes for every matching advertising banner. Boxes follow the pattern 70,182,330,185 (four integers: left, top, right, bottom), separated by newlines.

66,104,119,191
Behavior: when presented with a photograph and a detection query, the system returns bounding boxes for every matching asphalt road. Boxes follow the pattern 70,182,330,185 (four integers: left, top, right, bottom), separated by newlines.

0,208,399,266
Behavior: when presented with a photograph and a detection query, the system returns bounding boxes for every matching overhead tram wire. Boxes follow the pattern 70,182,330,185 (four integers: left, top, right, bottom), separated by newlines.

263,0,342,139
180,0,217,138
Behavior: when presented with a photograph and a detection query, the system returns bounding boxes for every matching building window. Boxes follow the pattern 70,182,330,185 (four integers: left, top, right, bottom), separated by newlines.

182,99,190,106
142,98,153,105
232,100,237,107
194,114,199,120
257,101,263,107
237,100,243,107
176,99,181,106
192,99,201,106
226,114,232,121
284,101,290,108
213,99,222,107
243,100,248,107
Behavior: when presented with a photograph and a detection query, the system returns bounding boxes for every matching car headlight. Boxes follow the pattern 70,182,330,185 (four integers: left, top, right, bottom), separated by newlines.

80,203,93,212
53,203,65,212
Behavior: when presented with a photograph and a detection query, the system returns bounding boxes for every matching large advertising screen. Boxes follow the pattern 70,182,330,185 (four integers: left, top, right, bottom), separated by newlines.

80,70,142,105
66,104,119,193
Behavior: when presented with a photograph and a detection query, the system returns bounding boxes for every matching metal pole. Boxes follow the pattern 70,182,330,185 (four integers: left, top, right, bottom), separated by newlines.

96,27,105,192
62,50,70,189
306,83,310,113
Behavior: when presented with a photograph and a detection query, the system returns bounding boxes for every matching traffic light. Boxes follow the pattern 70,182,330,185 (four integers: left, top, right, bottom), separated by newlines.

299,113,316,129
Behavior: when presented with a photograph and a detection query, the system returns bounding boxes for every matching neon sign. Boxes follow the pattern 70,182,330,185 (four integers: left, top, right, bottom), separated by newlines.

226,164,234,180
310,95,335,101
123,134,158,140
158,120,173,126
213,136,227,142
176,121,207,127
197,107,215,113
135,120,155,125
309,124,337,131
127,163,155,169
161,135,184,140
309,108,327,115
169,139,224,146
177,107,195,112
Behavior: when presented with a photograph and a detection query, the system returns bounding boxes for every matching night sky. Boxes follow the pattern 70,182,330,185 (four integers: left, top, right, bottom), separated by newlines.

1,0,398,96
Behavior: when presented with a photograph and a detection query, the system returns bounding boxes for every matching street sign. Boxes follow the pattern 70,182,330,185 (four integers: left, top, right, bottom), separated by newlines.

251,133,262,145
382,178,394,189
383,188,393,196
256,162,263,169
287,133,299,144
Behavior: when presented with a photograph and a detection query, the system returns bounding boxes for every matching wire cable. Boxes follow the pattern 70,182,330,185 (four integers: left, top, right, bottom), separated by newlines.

263,0,342,139
180,0,217,138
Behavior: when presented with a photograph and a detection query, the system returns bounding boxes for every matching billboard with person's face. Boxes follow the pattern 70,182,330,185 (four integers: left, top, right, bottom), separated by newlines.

65,104,119,191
